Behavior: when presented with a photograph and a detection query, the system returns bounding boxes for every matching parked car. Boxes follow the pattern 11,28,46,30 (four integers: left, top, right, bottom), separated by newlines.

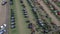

26,20,30,23
10,0,13,1
22,8,26,11
20,0,23,3
10,0,13,5
0,26,4,29
11,22,15,25
32,7,37,12
3,24,6,27
0,30,4,34
11,19,15,22
24,15,28,18
24,13,27,15
11,25,15,29
21,4,26,8
0,25,7,33
11,16,15,19
43,30,48,33
2,1,7,5
3,29,6,33
28,23,33,29
1,0,7,5
57,11,60,15
23,11,27,13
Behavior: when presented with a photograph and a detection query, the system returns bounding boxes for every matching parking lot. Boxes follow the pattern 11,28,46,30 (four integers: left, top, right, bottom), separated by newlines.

9,0,60,34
0,0,60,34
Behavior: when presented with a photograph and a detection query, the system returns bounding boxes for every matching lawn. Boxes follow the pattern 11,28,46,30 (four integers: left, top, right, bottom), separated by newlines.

23,0,40,34
9,0,52,34
26,0,52,34
9,0,19,34
12,0,32,34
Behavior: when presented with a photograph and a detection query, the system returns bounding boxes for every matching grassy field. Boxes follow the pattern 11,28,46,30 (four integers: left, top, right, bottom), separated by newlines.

9,0,60,34
9,0,42,34
9,0,20,34
7,0,60,34
11,0,32,34
23,0,40,34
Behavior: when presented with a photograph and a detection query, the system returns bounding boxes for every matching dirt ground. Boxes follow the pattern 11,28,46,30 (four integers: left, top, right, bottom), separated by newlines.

0,0,9,28
0,0,9,34
37,0,60,26
0,0,6,26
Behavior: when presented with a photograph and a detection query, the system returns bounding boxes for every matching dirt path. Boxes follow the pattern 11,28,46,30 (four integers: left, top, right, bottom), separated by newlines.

49,0,60,11
0,0,9,34
5,0,10,34
37,0,60,26
0,0,6,26
0,0,9,26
